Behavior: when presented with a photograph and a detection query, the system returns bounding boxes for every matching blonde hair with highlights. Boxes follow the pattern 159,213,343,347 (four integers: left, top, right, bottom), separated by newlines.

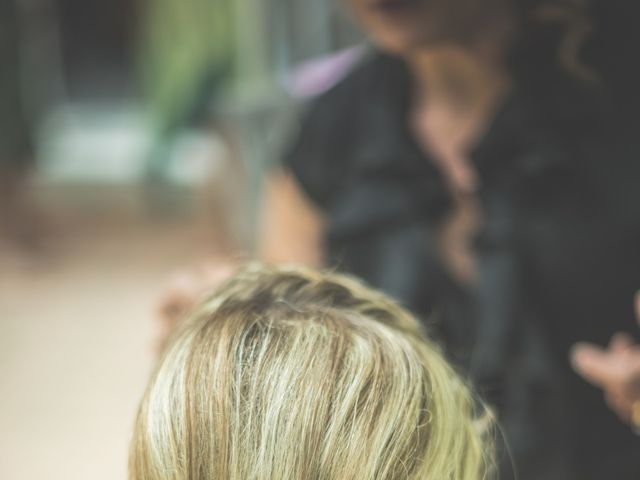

130,264,494,480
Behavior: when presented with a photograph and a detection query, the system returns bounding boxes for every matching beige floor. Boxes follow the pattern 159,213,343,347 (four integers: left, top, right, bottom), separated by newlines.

0,203,216,480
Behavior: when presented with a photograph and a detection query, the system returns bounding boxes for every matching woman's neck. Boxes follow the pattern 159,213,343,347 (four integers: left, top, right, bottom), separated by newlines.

405,39,512,194
407,42,511,122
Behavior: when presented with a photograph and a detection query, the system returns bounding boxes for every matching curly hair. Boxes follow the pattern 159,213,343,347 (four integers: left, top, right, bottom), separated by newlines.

517,0,596,82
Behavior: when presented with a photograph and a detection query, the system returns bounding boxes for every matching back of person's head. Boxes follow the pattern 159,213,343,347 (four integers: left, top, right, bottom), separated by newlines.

130,264,494,480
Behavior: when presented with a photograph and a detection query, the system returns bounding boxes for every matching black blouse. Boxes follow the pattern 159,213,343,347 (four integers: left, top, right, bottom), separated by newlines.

283,40,640,479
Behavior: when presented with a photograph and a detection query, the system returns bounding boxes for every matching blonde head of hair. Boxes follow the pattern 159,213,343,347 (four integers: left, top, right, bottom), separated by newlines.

130,264,494,480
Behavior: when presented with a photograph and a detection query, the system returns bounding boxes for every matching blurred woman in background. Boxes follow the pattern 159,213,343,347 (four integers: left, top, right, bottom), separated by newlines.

161,0,640,477
134,264,494,480
259,0,640,478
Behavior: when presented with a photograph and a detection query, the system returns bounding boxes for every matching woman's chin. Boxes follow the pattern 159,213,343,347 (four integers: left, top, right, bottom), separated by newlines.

371,29,441,55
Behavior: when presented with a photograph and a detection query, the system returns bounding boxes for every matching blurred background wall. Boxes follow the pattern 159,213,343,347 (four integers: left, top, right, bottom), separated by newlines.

0,1,360,478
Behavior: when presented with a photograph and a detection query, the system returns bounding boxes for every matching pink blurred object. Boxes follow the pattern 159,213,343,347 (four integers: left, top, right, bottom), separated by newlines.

286,46,366,99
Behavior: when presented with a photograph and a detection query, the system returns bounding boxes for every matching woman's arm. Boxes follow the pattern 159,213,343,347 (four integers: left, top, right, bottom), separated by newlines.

258,170,325,267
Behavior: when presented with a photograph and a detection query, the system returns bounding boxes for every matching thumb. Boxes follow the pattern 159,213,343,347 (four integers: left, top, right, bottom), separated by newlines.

571,343,614,387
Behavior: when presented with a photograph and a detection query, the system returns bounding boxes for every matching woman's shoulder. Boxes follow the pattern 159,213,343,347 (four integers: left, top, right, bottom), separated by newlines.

294,48,407,122
282,49,411,209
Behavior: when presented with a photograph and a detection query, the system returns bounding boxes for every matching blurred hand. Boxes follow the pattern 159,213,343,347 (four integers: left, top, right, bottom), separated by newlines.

571,293,640,425
156,259,236,352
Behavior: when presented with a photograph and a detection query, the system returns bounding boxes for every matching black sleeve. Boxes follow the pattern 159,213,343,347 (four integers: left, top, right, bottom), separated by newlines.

281,97,349,211
282,73,369,212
